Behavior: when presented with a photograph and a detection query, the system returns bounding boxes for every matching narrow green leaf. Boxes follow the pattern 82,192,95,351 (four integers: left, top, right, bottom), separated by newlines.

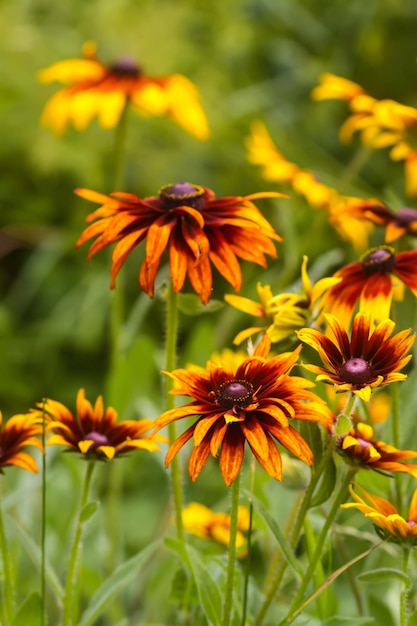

11,593,43,626
335,415,352,436
407,609,417,626
166,537,222,626
79,501,99,523
310,453,337,508
244,489,303,579
357,567,411,587
322,616,375,625
78,539,161,626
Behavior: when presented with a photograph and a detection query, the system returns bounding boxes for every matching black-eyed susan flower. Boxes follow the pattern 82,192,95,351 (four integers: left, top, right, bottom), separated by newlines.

337,422,417,476
154,336,334,487
182,501,250,553
225,256,340,345
38,41,209,140
0,412,43,473
319,245,417,330
75,182,284,304
35,389,165,460
342,484,417,545
358,205,417,243
297,312,415,402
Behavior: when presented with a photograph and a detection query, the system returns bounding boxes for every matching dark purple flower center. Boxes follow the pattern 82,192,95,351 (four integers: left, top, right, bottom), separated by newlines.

361,246,396,275
338,358,374,386
159,182,206,211
217,379,254,409
396,207,417,226
83,431,109,446
110,56,141,78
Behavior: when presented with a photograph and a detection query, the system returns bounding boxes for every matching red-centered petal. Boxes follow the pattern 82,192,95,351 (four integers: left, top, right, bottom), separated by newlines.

180,218,209,260
3,451,38,472
350,313,371,357
188,438,212,481
193,413,225,446
248,433,282,481
297,328,343,370
208,230,242,291
324,314,352,360
256,406,289,428
364,318,397,361
219,427,245,486
145,216,175,267
321,262,367,328
169,239,188,294
154,405,202,430
110,231,145,287
241,416,270,461
210,421,228,456
186,254,213,304
359,273,392,323
270,424,314,464
165,424,195,467
395,250,417,295
75,188,112,205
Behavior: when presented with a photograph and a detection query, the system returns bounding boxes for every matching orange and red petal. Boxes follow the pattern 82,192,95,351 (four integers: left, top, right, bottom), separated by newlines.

219,427,246,486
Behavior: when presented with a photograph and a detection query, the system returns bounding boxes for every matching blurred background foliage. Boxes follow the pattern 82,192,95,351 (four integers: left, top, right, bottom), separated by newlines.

3,1,417,622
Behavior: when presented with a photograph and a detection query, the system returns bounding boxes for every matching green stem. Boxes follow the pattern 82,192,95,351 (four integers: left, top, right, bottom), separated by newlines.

223,472,241,626
62,461,95,626
242,459,256,626
41,400,47,626
400,548,411,626
0,493,14,624
111,100,130,192
283,467,357,623
256,435,336,625
391,382,403,514
165,282,184,542
338,145,372,193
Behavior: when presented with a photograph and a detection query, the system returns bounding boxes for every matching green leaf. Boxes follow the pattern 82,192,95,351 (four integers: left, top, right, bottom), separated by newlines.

177,293,224,315
11,593,43,626
322,617,375,625
335,415,352,436
79,501,99,523
357,567,411,587
78,539,161,626
166,537,222,626
244,490,303,579
408,609,417,626
310,453,337,508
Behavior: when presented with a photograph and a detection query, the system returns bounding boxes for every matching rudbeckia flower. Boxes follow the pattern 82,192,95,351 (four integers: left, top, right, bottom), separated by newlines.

224,255,340,344
182,501,250,552
297,312,414,402
154,335,334,487
35,389,165,460
75,182,284,304
357,205,417,243
38,41,209,140
319,245,417,329
342,484,417,545
0,412,43,473
337,422,417,476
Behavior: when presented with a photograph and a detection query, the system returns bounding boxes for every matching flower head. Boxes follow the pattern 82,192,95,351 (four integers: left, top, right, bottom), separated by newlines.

225,256,340,344
182,501,250,554
319,245,417,329
342,484,417,545
0,412,43,473
297,312,414,402
154,336,334,487
35,389,165,460
39,41,209,139
357,204,417,243
75,182,284,304
338,422,417,476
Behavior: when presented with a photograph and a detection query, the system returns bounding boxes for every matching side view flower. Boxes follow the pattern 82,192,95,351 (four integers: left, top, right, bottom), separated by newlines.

154,335,334,487
182,501,250,551
38,41,209,139
75,182,284,304
297,312,415,401
34,388,165,460
342,484,417,545
225,255,340,344
0,412,43,473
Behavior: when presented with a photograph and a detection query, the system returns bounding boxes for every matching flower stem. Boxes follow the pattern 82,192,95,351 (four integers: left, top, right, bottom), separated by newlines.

223,472,241,626
400,548,411,626
62,461,95,626
111,100,130,192
242,458,256,626
41,400,47,626
284,467,357,623
165,281,184,542
391,382,403,513
0,494,14,624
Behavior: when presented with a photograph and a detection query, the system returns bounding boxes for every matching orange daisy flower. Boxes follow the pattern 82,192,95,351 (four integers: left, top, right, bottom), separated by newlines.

38,41,209,140
338,422,417,476
182,501,250,553
357,205,417,243
297,313,414,402
75,182,284,304
319,245,417,329
154,336,334,487
34,389,165,460
0,412,43,473
342,484,417,545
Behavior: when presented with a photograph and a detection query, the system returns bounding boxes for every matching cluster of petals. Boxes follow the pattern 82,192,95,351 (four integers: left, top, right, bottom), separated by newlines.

182,501,250,551
33,389,165,460
75,182,284,304
297,312,414,402
153,335,334,487
38,41,209,140
225,255,340,344
0,412,43,473
338,422,417,476
312,73,417,196
246,121,385,250
342,484,417,544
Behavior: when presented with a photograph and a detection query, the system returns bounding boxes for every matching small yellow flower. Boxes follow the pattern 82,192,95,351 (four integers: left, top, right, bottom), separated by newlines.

182,502,250,554
0,412,43,473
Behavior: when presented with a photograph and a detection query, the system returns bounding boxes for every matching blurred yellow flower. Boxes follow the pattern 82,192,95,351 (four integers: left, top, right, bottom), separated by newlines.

182,502,250,554
225,255,340,345
39,41,209,140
